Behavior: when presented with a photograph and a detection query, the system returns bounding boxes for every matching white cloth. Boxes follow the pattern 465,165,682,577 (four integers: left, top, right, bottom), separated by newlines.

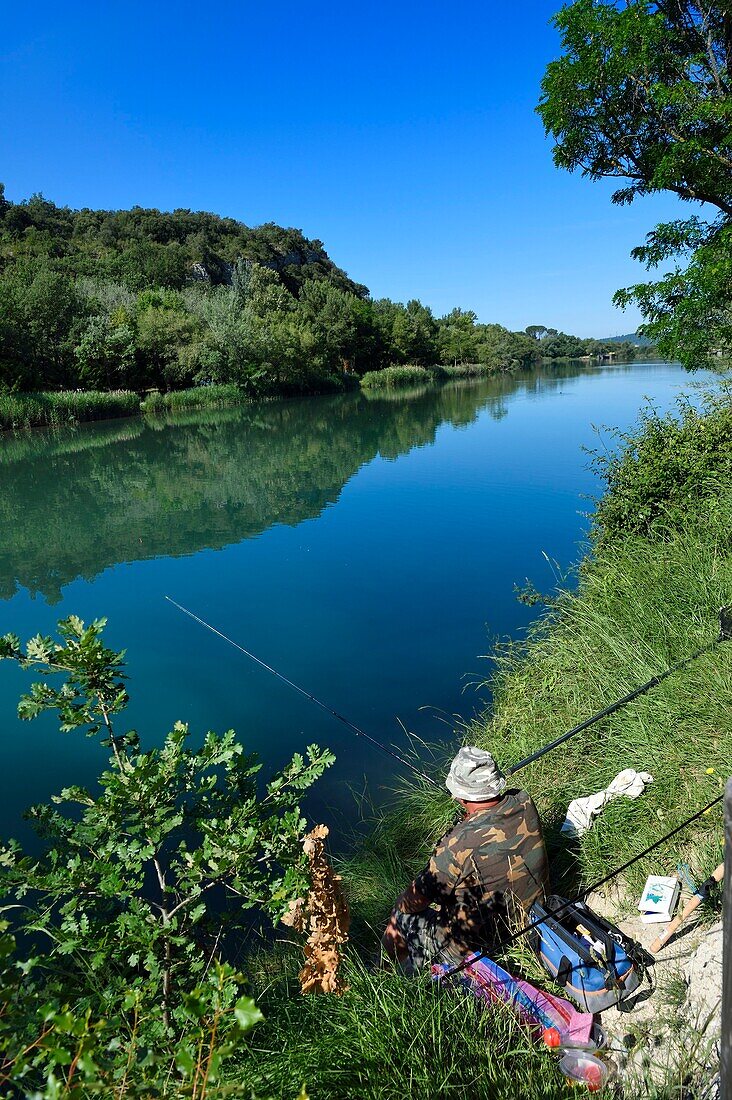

561,769,654,838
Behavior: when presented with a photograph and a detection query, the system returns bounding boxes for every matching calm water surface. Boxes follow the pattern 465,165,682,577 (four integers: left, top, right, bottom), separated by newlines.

0,361,712,841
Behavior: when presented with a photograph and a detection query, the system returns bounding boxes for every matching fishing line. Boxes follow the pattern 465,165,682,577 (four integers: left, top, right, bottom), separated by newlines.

439,792,724,980
164,596,441,788
168,598,730,788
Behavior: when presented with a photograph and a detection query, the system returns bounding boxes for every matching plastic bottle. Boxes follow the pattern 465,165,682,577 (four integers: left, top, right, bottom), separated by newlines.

558,1051,612,1091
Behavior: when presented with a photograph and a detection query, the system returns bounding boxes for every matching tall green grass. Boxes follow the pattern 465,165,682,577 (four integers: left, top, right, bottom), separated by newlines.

238,949,576,1100
360,363,498,391
360,365,433,389
0,389,139,431
470,498,730,896
140,383,246,414
0,383,249,433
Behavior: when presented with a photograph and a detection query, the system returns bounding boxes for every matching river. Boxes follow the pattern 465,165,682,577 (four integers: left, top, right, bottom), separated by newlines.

0,360,713,842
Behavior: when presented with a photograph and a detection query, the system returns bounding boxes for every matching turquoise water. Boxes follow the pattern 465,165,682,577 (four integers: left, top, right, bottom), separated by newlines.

0,362,710,842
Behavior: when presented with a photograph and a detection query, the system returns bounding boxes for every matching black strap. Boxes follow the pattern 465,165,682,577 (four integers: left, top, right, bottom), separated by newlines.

538,899,622,989
556,955,572,987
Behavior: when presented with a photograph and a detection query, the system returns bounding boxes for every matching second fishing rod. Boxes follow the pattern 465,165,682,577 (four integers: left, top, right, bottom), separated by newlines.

166,598,731,784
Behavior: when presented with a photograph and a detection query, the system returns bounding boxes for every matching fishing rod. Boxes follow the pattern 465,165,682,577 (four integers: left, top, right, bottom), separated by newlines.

507,605,732,776
167,598,730,788
164,596,441,788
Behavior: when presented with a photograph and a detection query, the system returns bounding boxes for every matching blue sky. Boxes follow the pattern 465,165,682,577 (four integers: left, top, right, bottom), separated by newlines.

2,0,684,335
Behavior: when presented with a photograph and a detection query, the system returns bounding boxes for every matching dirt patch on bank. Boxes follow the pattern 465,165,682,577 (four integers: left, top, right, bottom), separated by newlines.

586,883,721,1095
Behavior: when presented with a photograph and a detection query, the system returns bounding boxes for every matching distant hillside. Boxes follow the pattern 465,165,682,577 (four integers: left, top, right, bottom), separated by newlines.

0,187,649,408
601,332,654,347
0,188,367,298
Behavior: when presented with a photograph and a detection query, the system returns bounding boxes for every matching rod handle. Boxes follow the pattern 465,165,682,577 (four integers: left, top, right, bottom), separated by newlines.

650,863,724,953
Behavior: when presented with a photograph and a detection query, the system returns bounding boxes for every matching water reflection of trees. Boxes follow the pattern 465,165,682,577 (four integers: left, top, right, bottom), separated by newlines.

0,362,629,602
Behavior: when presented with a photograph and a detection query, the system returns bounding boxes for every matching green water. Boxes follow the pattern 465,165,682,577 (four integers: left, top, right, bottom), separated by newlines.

0,361,710,841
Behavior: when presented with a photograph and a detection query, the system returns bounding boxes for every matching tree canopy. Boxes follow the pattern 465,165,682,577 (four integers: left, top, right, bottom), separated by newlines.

539,1,732,368
0,186,368,297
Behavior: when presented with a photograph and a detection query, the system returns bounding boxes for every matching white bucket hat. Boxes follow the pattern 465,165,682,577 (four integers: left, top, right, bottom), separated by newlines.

446,745,506,801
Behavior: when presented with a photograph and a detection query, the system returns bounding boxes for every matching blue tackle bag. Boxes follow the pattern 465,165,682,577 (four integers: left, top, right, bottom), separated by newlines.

529,895,646,1013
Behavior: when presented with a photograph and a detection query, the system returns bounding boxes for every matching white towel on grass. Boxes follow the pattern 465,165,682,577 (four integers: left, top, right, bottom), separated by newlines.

561,769,654,838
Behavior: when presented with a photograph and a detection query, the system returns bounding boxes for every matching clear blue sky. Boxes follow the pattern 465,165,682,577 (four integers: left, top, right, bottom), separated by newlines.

2,0,684,335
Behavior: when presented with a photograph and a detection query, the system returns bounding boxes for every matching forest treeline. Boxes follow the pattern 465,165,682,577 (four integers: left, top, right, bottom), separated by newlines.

0,188,637,398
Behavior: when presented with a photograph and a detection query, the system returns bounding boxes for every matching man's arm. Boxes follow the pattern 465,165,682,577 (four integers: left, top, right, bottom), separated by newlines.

381,830,458,961
382,879,433,960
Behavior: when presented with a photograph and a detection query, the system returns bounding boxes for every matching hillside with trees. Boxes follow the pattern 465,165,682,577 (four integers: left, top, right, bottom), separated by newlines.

0,189,636,408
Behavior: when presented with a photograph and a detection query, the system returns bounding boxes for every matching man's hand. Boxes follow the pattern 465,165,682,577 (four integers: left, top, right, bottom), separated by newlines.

394,880,431,915
382,913,407,961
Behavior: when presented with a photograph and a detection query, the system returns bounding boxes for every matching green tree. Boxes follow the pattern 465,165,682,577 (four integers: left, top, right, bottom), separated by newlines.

615,217,732,366
296,281,381,373
0,616,334,1094
539,331,588,359
0,260,87,390
244,262,295,319
474,324,538,370
74,314,137,389
374,299,438,366
135,288,203,389
538,0,732,368
437,308,478,365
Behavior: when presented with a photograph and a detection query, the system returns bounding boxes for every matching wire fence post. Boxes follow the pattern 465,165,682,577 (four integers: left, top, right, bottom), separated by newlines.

721,778,732,1100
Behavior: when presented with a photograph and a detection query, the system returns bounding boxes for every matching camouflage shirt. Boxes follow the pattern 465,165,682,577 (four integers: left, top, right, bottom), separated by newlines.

413,789,548,950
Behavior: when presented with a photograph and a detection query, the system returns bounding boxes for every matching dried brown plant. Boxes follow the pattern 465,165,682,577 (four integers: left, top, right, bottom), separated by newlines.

281,824,350,994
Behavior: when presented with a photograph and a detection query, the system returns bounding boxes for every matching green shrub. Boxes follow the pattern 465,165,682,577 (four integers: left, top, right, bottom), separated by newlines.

139,389,165,414
594,392,732,543
0,616,334,1096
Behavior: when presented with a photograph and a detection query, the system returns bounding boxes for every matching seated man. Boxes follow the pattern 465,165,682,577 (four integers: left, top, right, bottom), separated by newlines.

382,745,548,971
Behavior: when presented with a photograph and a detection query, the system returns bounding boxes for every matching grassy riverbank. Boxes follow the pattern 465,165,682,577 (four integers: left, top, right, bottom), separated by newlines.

0,382,283,431
140,383,248,415
0,354,642,432
0,389,140,431
235,388,731,1099
0,357,653,432
0,362,508,431
0,367,489,431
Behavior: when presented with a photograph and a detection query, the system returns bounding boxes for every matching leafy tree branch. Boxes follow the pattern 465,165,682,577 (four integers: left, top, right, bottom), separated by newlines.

0,616,334,1095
